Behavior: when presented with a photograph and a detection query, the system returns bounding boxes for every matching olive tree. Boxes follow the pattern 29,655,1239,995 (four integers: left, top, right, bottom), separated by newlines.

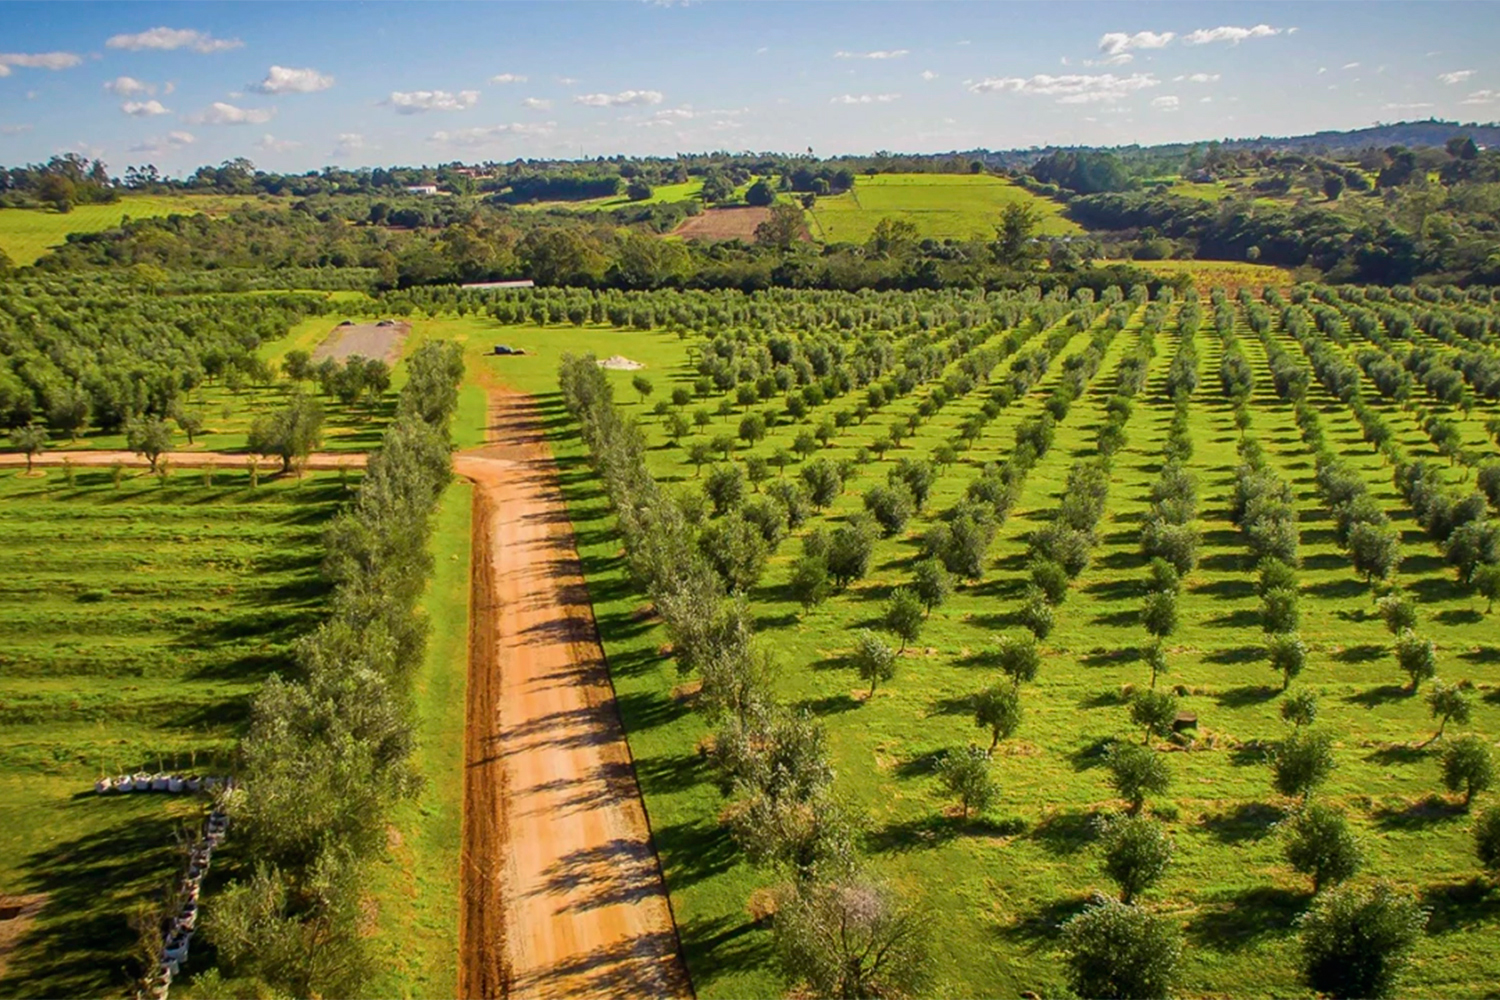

1394,629,1437,692
1273,728,1336,803
1441,734,1495,808
936,745,996,820
1426,679,1473,743
1060,895,1182,1000
884,587,924,652
1099,814,1173,904
1475,805,1500,874
1377,593,1418,635
126,414,175,473
1140,588,1179,641
973,682,1022,752
1267,631,1308,690
8,424,46,474
1107,743,1171,816
1299,882,1427,1000
851,629,897,696
1130,689,1179,745
992,632,1040,687
911,557,953,615
247,395,323,474
1284,803,1363,892
772,877,929,1000
1281,689,1319,728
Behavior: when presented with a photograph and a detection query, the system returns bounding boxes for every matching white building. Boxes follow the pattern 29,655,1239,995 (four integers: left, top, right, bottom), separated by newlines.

405,184,440,195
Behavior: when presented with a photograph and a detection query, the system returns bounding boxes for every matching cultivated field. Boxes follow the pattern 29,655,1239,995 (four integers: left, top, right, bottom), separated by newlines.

0,194,269,266
673,206,772,242
0,469,348,997
808,173,1083,244
415,284,1500,997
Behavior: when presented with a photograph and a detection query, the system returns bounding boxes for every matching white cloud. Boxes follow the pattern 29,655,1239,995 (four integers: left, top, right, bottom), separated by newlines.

1151,95,1180,110
1092,54,1134,66
429,122,555,146
1200,96,1213,103
105,27,242,53
1462,89,1498,105
556,76,579,85
386,89,480,113
250,66,334,95
0,51,82,71
189,101,275,125
1098,31,1174,57
121,99,170,117
1317,67,1327,74
831,93,901,105
521,97,553,110
1438,70,1474,85
104,76,153,96
163,81,176,95
921,70,938,81
489,73,528,84
255,134,301,153
968,72,1159,103
1173,73,1220,83
0,124,33,135
755,46,769,55
834,49,909,60
1342,62,1361,70
573,89,663,107
1182,24,1282,45
1382,102,1434,111
126,130,195,155
331,133,366,156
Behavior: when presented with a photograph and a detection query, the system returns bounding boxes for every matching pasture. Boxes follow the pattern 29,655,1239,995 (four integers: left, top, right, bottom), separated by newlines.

0,194,268,267
808,173,1082,244
420,285,1500,997
0,468,348,997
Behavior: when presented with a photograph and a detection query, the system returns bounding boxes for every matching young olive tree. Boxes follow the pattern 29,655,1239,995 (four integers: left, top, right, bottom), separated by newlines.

936,745,996,820
773,878,929,1000
1299,882,1427,1000
1267,631,1308,690
911,557,953,615
1099,814,1174,904
1281,689,1319,728
1425,679,1473,744
851,629,897,696
1130,689,1179,745
1394,629,1437,692
126,414,175,473
1107,743,1171,816
992,632,1040,688
884,587,924,652
973,682,1022,752
1272,728,1336,804
1060,895,1182,1000
1441,734,1495,808
1284,803,1363,893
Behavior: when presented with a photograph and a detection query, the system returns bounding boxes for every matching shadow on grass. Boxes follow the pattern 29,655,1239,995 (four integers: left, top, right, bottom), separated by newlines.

927,694,974,717
1187,886,1307,952
1372,795,1468,831
653,819,738,890
1363,744,1431,766
796,692,862,716
1344,684,1411,708
1200,801,1285,844
1204,644,1266,666
996,894,1093,946
1203,608,1262,629
676,912,773,983
633,752,706,795
1193,579,1257,601
1069,736,1116,772
1079,647,1140,669
1029,810,1101,857
865,813,1025,854
1333,643,1387,664
1215,684,1279,708
1422,878,1500,934
893,748,946,780
1435,608,1484,626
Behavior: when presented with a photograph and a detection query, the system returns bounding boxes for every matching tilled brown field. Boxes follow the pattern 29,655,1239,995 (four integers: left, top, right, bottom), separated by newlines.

454,389,690,1000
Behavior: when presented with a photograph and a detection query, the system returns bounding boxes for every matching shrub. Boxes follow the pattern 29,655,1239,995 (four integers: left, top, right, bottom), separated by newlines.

1107,742,1171,815
1394,629,1437,691
1281,689,1319,728
884,587,925,652
1099,814,1174,904
911,557,953,614
1030,557,1070,605
851,629,897,695
936,745,996,819
1298,882,1427,1000
1130,689,1179,745
1441,734,1495,807
1273,728,1336,803
973,682,1023,751
1475,806,1500,873
1284,803,1363,892
1060,895,1182,1000
1267,632,1308,690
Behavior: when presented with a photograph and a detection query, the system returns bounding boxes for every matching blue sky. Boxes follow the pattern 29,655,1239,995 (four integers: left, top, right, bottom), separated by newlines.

2,1,1498,175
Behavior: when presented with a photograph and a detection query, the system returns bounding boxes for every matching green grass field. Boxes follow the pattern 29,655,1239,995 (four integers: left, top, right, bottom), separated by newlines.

397,296,1500,997
365,478,472,1000
0,194,270,267
0,468,348,998
809,173,1082,245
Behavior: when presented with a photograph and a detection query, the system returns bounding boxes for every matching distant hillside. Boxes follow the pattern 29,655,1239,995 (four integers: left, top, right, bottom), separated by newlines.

964,119,1500,167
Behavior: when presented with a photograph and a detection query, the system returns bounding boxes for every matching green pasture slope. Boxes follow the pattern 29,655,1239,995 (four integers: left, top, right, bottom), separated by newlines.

0,468,347,998
411,295,1500,997
0,194,266,267
809,173,1082,244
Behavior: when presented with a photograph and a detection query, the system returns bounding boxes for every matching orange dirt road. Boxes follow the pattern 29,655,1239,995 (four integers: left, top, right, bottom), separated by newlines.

454,389,691,1000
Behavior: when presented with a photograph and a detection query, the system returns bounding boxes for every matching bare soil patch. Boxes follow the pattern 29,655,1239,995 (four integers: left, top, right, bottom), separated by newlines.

312,321,411,363
673,206,770,242
454,387,690,1000
0,895,47,981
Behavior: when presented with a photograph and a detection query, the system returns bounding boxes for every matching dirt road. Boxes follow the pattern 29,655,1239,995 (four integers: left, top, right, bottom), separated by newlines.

454,390,691,1000
0,450,365,471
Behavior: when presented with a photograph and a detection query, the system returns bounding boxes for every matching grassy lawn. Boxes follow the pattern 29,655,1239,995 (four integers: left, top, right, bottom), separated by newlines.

392,296,1500,997
809,173,1081,244
0,468,347,998
365,478,472,1000
0,194,274,266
